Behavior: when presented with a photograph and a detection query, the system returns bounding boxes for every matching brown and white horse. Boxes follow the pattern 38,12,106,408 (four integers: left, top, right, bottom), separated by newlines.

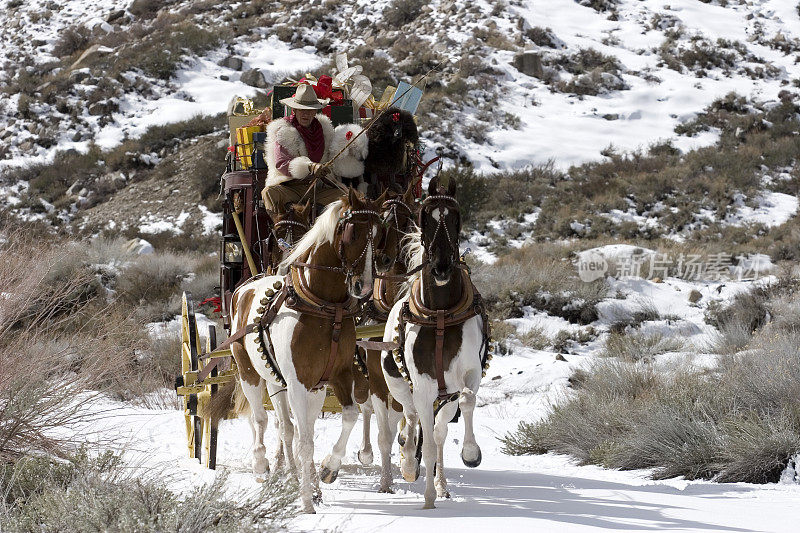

227,189,385,513
315,184,419,490
353,183,419,492
382,176,489,509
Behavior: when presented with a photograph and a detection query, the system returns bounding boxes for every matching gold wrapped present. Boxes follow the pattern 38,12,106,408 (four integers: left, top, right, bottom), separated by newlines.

236,125,262,169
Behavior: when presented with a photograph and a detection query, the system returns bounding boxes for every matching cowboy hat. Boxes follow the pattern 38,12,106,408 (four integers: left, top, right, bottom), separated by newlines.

280,83,329,110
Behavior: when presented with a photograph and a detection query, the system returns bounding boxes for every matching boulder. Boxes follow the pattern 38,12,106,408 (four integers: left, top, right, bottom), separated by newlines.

240,68,267,88
217,55,243,71
69,69,90,82
106,9,125,22
66,180,83,198
126,238,154,255
513,51,544,79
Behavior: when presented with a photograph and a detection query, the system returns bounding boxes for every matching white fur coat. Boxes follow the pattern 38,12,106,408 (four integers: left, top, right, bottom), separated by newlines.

266,114,335,187
329,124,368,179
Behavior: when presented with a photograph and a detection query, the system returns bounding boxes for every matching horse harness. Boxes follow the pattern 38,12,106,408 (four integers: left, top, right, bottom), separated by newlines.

394,269,490,401
272,218,308,252
212,207,382,391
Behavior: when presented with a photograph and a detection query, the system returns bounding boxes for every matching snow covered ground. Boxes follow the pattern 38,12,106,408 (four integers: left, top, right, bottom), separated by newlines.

487,0,800,170
88,340,800,533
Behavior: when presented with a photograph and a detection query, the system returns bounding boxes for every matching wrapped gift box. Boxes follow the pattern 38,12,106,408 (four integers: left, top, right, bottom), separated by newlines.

236,125,263,168
270,85,296,120
323,97,355,127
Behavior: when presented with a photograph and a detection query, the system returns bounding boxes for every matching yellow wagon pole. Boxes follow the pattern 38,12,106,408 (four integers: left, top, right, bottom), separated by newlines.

230,191,259,278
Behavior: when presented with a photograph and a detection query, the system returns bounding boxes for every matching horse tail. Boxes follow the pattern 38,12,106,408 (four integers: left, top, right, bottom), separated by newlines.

207,380,236,426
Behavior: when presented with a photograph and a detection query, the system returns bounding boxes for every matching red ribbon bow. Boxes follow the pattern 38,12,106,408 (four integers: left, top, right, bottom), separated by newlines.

200,297,222,314
392,112,400,122
314,75,334,99
345,130,353,140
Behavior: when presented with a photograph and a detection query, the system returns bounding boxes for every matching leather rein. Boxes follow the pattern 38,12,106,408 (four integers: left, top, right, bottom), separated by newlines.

369,197,416,321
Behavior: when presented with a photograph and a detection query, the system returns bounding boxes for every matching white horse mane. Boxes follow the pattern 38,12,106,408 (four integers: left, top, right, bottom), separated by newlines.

280,200,344,269
399,227,425,297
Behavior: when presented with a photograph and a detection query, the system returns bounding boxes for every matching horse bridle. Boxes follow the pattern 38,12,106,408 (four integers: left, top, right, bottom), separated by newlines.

377,197,415,276
292,208,383,286
419,194,461,263
272,218,308,252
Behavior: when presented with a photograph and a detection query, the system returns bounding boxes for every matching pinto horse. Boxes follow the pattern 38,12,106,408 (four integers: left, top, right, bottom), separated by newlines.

351,183,419,492
225,189,386,513
314,184,419,490
382,176,490,509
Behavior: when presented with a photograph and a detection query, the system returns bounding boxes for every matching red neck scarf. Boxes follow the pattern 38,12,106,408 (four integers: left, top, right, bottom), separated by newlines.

287,113,324,163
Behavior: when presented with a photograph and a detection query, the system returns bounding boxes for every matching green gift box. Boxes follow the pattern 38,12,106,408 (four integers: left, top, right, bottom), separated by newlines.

270,85,296,120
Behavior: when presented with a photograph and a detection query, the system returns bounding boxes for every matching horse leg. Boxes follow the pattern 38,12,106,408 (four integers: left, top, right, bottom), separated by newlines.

267,382,296,475
287,382,317,513
374,395,402,493
240,378,270,479
434,401,459,499
419,405,437,509
307,389,326,501
357,399,374,465
400,408,420,483
271,417,284,471
320,375,359,484
460,375,482,468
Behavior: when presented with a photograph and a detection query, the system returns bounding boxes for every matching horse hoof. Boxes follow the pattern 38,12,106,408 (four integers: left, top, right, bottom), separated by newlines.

320,466,338,484
378,486,395,494
312,489,323,504
358,449,373,465
401,459,419,482
437,489,450,499
422,501,436,510
462,447,482,468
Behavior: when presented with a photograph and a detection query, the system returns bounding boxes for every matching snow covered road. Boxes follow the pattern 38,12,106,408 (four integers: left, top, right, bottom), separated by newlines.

91,335,800,533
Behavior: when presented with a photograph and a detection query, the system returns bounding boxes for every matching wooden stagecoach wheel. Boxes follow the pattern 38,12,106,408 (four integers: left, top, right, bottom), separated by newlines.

180,292,203,463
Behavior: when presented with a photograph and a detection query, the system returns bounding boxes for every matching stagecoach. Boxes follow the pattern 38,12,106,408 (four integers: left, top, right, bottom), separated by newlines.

174,76,428,469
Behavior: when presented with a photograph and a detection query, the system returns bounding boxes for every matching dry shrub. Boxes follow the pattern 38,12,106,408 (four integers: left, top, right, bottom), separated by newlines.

471,243,607,323
0,235,130,462
116,253,191,306
52,26,91,57
383,0,425,28
602,331,684,362
1,457,297,532
503,328,800,482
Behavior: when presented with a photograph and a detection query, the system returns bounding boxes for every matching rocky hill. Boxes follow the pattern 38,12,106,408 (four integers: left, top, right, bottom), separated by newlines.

0,0,798,239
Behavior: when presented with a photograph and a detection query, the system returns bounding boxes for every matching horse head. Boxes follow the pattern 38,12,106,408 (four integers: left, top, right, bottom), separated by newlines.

336,188,386,298
266,200,312,269
419,175,460,286
379,181,419,275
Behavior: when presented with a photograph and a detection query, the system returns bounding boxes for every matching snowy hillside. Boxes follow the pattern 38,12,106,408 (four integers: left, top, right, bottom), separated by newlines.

1,0,798,172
